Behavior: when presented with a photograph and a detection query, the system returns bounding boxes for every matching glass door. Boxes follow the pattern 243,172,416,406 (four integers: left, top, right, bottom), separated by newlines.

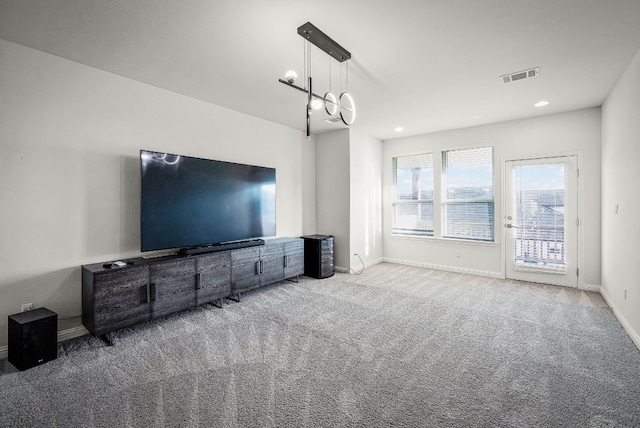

505,156,578,287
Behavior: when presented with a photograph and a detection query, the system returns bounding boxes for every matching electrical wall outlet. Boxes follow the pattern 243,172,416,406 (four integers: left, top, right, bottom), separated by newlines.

455,250,461,258
21,303,34,312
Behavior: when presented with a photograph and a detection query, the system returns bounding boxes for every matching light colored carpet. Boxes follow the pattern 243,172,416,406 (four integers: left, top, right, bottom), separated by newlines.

1,262,639,427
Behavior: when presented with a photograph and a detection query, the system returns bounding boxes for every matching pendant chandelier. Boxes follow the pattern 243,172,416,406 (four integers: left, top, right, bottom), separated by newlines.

279,22,356,139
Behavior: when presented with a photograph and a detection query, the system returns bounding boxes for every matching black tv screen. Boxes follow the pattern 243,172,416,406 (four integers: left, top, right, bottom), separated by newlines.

140,150,276,252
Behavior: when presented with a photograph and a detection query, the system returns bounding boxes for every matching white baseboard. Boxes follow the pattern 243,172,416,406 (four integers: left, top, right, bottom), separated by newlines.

363,257,384,268
0,325,89,360
383,257,503,279
579,283,601,292
58,325,89,342
599,286,640,352
336,257,384,275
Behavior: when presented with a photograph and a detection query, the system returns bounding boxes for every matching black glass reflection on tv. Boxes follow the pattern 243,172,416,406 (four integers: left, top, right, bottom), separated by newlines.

140,151,276,252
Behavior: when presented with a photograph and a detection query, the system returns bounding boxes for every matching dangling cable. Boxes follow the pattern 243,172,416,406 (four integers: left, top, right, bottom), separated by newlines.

308,42,312,100
307,39,312,103
308,40,312,81
303,39,308,90
346,60,349,91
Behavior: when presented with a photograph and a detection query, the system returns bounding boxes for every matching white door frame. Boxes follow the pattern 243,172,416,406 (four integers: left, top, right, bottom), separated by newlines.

501,152,582,288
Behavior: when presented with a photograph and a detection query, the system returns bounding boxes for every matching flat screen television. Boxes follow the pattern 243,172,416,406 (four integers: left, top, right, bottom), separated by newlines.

140,150,276,252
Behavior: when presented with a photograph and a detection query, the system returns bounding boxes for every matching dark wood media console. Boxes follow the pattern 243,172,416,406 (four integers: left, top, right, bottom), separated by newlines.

82,237,304,344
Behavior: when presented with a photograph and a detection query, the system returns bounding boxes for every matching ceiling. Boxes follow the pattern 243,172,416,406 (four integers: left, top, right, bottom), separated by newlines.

2,0,640,141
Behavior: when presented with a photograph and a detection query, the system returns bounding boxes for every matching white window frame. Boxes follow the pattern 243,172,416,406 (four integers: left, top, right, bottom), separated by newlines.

392,153,434,237
441,146,495,242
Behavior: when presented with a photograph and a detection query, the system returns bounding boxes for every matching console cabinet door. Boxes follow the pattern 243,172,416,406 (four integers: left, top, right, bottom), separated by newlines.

196,252,232,304
260,242,285,285
89,266,151,336
231,246,261,294
284,239,305,279
150,258,197,318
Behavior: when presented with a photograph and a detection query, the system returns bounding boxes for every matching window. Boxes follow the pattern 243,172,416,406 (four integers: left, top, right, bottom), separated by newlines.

392,153,434,236
442,147,494,241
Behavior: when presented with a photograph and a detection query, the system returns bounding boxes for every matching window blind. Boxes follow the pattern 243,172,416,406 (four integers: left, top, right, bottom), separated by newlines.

392,153,434,236
442,147,494,241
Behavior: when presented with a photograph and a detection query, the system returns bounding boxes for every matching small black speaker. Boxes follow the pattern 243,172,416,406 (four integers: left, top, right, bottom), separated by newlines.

302,234,335,279
8,307,58,371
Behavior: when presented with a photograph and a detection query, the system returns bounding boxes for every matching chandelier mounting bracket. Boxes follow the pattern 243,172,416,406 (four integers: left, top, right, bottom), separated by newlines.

297,22,351,63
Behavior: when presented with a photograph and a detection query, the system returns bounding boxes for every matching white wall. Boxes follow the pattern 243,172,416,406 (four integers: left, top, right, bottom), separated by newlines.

0,40,310,349
315,130,351,269
301,136,317,235
382,108,601,285
601,48,640,348
350,129,383,269
315,129,384,272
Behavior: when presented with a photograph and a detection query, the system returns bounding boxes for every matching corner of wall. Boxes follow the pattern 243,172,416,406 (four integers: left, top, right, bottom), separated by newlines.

600,46,640,351
600,285,640,351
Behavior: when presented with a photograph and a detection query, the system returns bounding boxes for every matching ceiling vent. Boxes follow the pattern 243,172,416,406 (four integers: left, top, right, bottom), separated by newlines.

500,67,540,84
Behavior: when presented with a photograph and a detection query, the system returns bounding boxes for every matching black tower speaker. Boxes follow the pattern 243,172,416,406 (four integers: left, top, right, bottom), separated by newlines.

302,234,335,279
8,307,58,371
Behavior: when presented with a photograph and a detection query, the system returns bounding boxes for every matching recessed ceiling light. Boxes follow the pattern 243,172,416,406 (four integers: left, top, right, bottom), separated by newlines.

534,100,549,107
472,116,480,120
395,127,404,132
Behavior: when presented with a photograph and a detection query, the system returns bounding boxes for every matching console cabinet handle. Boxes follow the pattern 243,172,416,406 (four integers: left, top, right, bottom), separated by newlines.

284,255,288,267
255,261,260,275
195,273,202,290
149,283,157,302
142,285,150,303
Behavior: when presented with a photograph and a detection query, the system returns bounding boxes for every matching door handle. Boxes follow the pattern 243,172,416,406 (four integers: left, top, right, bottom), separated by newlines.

145,283,157,302
506,224,520,229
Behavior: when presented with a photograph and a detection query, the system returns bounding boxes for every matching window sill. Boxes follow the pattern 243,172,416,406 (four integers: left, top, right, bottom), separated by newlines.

390,233,498,247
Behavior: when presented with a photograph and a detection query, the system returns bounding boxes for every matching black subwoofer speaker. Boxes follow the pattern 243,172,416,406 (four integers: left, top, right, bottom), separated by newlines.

302,234,335,279
8,307,58,371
